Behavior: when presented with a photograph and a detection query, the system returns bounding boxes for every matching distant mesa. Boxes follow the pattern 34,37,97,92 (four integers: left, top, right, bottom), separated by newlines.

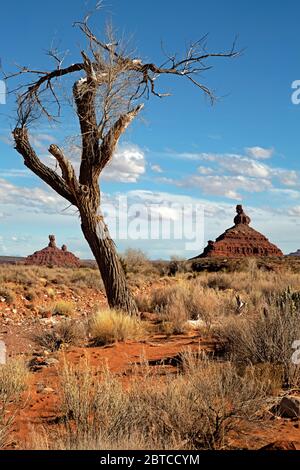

25,235,81,267
287,249,300,257
195,205,283,259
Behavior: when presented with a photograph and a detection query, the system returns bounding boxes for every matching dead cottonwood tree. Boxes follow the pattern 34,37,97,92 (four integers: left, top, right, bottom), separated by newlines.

9,18,239,315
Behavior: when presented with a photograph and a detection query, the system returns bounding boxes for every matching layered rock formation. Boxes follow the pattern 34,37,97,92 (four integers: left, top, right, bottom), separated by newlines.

288,249,300,257
25,235,81,267
197,205,283,258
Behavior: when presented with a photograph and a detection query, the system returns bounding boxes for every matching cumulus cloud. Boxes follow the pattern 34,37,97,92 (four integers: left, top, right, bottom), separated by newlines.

47,142,146,184
245,146,274,160
0,169,31,178
199,153,270,179
0,178,70,215
287,206,300,216
150,164,163,173
197,166,214,175
102,144,146,183
0,132,56,151
162,150,299,199
174,174,272,199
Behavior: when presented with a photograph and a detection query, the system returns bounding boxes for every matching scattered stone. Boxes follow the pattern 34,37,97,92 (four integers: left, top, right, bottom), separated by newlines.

39,318,57,326
0,340,6,365
195,205,283,259
28,357,49,371
259,440,297,451
41,310,52,319
25,235,80,267
41,387,55,394
278,396,300,418
45,357,59,366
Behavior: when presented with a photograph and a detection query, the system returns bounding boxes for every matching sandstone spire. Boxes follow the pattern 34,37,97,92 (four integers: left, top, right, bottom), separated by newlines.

196,205,283,258
25,235,81,267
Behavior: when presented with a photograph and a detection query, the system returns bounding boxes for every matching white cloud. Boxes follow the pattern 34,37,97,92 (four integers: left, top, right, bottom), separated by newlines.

272,168,298,187
0,132,56,152
0,178,71,215
150,164,163,173
48,143,146,184
163,150,299,198
0,169,31,178
288,206,300,216
176,174,272,199
197,166,214,175
245,146,274,160
213,154,270,178
102,144,146,183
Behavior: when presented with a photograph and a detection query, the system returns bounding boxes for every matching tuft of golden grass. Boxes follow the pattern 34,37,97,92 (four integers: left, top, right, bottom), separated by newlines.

31,320,86,352
89,309,146,346
0,359,29,448
52,300,75,317
29,353,269,450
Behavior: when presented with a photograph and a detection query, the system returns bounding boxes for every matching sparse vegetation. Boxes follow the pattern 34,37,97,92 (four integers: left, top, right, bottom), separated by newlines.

0,360,28,448
0,288,15,305
216,290,300,388
31,320,86,352
52,301,75,317
1,261,300,449
89,309,146,346
31,354,269,450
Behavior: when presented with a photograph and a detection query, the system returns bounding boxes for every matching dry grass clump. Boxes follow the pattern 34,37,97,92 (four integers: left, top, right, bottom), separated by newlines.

216,294,300,388
206,274,232,291
52,301,75,317
89,309,146,346
31,320,86,352
121,249,159,276
120,249,161,287
0,265,105,298
0,288,15,305
31,354,269,450
136,280,235,333
0,359,28,448
70,268,104,291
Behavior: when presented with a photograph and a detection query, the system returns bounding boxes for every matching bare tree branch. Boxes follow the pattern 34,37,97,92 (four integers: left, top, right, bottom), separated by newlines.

99,104,144,171
13,128,77,206
8,11,240,315
48,144,80,196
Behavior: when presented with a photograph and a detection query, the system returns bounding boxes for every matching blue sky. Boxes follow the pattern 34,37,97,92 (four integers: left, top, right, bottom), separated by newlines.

1,0,300,259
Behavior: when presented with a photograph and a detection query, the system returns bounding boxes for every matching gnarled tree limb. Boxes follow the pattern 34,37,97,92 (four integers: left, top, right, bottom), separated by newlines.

13,128,77,206
98,104,144,171
48,144,80,197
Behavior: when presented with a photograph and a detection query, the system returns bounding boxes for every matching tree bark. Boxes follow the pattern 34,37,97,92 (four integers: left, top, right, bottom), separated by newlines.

80,206,139,316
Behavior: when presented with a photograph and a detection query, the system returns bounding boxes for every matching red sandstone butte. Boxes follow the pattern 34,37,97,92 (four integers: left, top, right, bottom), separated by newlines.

25,235,81,267
198,205,283,258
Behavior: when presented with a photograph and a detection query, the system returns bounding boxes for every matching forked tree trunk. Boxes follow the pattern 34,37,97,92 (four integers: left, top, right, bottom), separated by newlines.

80,207,139,315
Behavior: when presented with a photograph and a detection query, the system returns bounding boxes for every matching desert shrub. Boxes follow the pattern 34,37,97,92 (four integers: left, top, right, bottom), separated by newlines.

34,355,268,450
24,290,36,301
121,249,160,279
70,268,103,291
161,290,189,334
31,320,86,352
46,288,56,299
206,274,232,291
0,288,15,305
0,359,28,448
89,309,145,346
124,354,269,450
216,297,300,387
52,301,75,317
136,280,234,332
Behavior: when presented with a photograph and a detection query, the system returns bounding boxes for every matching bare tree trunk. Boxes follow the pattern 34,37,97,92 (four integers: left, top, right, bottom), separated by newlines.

80,208,139,315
